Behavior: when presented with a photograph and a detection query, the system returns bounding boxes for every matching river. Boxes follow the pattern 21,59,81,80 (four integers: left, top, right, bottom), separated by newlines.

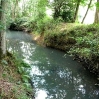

6,31,99,99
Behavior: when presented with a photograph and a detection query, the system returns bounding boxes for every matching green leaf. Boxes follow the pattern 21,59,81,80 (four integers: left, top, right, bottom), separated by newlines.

1,59,8,65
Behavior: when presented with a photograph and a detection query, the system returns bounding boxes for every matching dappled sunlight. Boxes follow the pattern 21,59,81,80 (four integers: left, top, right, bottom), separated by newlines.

35,90,48,99
31,66,43,76
20,41,35,59
46,8,53,17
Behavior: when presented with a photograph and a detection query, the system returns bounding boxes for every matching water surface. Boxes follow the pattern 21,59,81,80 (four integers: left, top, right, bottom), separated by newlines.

7,31,99,99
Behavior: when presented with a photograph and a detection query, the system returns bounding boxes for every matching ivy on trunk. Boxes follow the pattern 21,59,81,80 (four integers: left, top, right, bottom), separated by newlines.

0,0,6,58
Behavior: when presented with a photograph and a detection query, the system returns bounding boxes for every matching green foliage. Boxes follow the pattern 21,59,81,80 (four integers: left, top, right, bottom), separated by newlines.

0,53,33,99
23,16,60,33
12,55,33,98
95,1,99,9
14,57,31,81
61,11,74,22
52,0,75,22
36,17,54,33
1,59,8,65
9,17,28,31
44,23,77,51
67,24,99,62
44,23,99,67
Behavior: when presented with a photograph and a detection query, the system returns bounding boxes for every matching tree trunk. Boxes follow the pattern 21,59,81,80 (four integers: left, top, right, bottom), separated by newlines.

12,0,18,18
81,0,92,23
22,0,26,16
0,0,6,58
94,0,99,23
73,0,81,22
53,7,60,19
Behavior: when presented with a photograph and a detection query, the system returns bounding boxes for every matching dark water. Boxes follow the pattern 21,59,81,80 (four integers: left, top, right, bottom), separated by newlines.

6,31,99,99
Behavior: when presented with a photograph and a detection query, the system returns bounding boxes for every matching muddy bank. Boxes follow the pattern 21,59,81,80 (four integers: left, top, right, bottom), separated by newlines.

32,33,45,46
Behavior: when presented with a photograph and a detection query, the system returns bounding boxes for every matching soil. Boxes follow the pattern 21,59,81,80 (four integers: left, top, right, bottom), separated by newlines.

32,33,45,46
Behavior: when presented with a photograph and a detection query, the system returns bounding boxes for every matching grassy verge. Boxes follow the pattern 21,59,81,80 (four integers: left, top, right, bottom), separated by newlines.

0,52,33,99
44,23,81,51
44,23,99,77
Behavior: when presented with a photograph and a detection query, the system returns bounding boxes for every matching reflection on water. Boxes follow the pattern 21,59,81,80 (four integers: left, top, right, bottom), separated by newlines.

7,31,99,99
35,90,47,99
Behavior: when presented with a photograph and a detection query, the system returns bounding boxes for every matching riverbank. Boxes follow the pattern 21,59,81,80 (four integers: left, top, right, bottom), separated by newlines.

0,52,33,99
43,23,99,78
32,23,99,79
9,21,99,79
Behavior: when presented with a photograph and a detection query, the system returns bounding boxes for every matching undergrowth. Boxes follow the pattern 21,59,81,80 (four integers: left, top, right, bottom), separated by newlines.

0,52,33,99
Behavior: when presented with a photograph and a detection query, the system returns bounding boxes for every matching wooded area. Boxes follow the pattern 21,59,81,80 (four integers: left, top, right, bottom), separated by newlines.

1,0,99,98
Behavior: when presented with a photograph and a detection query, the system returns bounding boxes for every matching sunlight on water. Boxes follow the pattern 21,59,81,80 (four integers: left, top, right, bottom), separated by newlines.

35,90,47,99
31,66,43,76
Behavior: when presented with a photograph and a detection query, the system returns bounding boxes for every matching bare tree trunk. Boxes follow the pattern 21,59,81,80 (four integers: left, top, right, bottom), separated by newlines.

81,0,92,23
0,0,6,58
94,0,99,23
73,0,81,22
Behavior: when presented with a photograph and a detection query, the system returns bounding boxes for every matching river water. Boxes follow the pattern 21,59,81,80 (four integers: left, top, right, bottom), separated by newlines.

6,31,99,99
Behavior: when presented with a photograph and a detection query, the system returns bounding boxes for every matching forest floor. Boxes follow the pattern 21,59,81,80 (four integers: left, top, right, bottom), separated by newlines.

0,52,33,99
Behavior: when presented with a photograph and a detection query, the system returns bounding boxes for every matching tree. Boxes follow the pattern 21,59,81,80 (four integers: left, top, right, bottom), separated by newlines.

53,0,64,19
73,0,81,22
52,0,75,22
94,0,99,23
0,0,6,58
10,0,21,19
81,0,92,23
